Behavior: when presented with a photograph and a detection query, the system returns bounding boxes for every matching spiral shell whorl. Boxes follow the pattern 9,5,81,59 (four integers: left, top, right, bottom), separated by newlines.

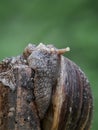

50,56,93,130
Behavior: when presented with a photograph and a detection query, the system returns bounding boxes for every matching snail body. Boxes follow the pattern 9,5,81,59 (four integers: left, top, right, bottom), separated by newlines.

24,44,61,119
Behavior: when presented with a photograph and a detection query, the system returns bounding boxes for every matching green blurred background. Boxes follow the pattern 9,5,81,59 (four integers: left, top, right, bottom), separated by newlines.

0,0,97,129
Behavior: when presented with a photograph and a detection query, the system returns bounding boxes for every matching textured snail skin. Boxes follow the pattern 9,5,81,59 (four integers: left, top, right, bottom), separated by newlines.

25,44,61,119
24,43,93,130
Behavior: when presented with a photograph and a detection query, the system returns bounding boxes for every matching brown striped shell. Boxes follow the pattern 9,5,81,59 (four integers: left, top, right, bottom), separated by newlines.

42,56,93,130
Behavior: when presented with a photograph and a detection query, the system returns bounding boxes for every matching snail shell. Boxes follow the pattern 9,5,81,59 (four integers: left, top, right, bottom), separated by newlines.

42,56,93,130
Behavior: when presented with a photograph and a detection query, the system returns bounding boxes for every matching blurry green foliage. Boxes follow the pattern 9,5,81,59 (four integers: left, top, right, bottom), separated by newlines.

0,0,98,129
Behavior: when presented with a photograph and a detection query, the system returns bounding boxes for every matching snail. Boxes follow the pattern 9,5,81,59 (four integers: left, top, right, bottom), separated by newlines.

0,43,93,130
23,43,93,130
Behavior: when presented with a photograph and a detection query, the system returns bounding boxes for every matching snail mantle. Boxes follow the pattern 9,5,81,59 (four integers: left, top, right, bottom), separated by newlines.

0,43,93,130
